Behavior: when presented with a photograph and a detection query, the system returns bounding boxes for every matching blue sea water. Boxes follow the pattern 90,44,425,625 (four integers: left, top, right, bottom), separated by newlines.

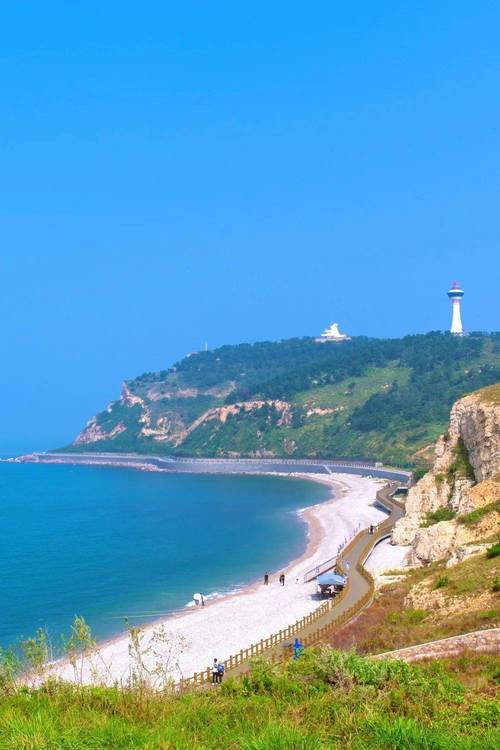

0,462,329,649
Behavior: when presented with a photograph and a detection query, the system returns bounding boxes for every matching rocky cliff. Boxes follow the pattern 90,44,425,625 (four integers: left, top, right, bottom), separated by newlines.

392,384,500,565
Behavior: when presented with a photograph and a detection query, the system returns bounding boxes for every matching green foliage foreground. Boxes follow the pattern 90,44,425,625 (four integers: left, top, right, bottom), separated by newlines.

0,649,498,749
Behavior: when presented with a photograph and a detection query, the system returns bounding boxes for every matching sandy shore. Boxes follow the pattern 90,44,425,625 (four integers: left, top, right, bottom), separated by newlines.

46,473,396,686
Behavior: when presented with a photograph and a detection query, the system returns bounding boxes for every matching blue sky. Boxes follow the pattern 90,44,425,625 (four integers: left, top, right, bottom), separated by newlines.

1,1,499,450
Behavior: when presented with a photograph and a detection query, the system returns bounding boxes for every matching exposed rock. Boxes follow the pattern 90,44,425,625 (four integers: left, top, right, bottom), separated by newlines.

74,414,110,444
133,398,293,448
408,521,458,566
446,544,489,568
470,476,500,507
305,406,344,417
121,383,144,407
404,578,497,621
392,385,500,565
392,471,451,545
449,477,476,514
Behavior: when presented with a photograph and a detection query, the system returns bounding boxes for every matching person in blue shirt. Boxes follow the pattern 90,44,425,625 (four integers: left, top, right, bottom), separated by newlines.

293,638,304,659
217,661,225,683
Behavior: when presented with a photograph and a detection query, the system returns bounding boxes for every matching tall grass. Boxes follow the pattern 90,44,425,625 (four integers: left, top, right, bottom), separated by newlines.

0,648,498,749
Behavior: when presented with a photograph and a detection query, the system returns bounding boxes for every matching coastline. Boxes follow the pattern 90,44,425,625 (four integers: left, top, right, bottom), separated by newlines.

45,471,398,686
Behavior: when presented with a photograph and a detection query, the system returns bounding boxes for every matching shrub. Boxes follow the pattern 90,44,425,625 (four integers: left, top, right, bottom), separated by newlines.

413,467,429,482
479,608,499,620
367,715,487,750
458,501,500,527
486,544,500,559
423,508,456,526
241,724,324,750
492,579,500,593
447,438,476,482
435,575,449,589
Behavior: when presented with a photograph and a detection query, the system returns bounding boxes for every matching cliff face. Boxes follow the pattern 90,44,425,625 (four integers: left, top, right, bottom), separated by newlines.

392,384,500,565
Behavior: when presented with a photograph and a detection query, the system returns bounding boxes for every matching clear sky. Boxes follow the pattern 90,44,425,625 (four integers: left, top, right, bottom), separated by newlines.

1,2,499,451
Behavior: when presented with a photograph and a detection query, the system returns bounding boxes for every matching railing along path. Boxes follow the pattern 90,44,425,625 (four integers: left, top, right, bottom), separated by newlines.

176,482,405,691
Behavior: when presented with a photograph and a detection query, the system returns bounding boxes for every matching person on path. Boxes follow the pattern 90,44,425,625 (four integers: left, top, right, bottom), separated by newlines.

212,659,219,684
264,572,269,585
217,661,225,683
280,573,285,586
293,637,304,659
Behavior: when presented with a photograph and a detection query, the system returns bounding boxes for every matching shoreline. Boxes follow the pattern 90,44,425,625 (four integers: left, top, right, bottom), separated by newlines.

45,471,397,686
7,451,412,484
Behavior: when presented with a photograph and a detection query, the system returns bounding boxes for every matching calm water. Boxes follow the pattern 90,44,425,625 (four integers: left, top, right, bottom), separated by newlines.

0,462,329,648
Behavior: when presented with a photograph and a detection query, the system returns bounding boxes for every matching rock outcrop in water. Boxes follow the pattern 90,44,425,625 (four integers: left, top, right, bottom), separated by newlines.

392,384,500,566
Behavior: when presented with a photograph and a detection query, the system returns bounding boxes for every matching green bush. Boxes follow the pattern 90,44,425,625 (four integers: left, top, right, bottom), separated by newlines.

447,438,476,482
1,648,498,750
423,508,456,526
241,725,324,750
435,575,449,589
486,544,500,559
413,467,429,482
458,502,500,527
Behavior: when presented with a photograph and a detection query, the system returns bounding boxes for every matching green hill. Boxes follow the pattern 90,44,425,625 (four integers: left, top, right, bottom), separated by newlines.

66,332,500,466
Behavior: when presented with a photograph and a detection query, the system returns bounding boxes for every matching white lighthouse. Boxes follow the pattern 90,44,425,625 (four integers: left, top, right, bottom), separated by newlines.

447,281,464,335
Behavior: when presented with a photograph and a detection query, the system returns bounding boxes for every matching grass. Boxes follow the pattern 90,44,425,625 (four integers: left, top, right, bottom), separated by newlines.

458,501,500,527
478,383,500,405
0,650,498,749
292,365,410,410
328,550,500,655
435,575,449,589
412,467,429,482
447,438,476,483
422,507,456,526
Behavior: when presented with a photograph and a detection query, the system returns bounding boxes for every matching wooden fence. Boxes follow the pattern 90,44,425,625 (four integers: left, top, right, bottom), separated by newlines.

176,483,403,692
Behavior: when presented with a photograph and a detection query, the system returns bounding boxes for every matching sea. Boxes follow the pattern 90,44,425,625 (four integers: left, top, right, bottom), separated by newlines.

0,460,330,650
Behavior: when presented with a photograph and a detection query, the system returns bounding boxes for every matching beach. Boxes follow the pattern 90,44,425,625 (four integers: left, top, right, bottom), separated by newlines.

46,472,404,686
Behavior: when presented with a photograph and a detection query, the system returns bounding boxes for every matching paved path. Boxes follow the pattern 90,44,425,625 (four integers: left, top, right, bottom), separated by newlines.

374,628,500,663
224,483,405,678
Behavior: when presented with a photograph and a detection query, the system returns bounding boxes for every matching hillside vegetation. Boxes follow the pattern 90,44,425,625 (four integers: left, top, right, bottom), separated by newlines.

0,648,498,749
330,543,500,654
67,332,500,465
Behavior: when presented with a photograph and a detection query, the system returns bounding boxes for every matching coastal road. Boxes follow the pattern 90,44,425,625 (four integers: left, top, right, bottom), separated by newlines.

15,452,411,484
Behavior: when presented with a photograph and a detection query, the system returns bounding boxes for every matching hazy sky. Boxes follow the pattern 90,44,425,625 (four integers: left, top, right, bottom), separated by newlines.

1,2,499,450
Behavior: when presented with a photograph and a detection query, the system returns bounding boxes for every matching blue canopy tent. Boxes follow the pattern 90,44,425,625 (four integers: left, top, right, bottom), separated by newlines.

316,572,346,587
316,571,346,598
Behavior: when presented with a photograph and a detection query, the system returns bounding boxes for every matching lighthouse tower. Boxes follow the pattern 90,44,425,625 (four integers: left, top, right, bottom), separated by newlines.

447,281,464,335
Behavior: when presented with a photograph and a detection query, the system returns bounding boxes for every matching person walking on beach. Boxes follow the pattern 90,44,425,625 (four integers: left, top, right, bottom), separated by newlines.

264,572,269,585
212,659,219,684
279,573,285,586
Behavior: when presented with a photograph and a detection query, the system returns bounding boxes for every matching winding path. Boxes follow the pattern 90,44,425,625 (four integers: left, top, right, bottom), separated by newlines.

180,481,406,687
